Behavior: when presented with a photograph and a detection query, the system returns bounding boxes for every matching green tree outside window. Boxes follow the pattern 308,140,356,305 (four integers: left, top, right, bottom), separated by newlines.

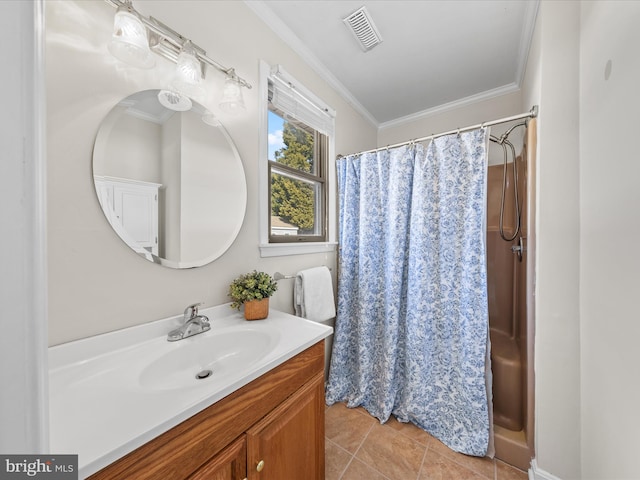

271,121,316,232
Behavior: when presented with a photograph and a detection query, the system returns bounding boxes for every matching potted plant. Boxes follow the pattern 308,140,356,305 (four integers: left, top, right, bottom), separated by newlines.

228,270,278,320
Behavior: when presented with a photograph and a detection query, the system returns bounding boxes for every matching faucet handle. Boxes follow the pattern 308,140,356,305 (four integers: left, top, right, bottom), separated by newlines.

184,302,202,321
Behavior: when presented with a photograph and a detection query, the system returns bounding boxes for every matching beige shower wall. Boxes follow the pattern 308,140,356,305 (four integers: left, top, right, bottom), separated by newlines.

486,164,517,336
45,0,377,345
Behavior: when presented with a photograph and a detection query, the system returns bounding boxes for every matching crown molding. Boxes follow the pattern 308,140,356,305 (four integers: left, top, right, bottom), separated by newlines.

244,0,379,128
379,83,520,131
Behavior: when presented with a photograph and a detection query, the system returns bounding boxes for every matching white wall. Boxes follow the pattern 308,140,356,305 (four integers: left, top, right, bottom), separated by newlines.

579,2,640,478
378,90,523,150
45,0,377,345
95,108,162,183
378,91,527,172
523,1,640,478
521,2,582,478
160,112,181,260
0,0,48,453
179,113,243,264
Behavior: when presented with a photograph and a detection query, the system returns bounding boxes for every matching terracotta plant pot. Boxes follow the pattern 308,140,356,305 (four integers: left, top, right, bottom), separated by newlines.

244,298,269,321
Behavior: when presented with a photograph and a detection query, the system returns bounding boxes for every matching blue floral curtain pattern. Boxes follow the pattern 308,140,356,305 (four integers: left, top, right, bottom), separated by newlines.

326,129,491,456
328,145,417,419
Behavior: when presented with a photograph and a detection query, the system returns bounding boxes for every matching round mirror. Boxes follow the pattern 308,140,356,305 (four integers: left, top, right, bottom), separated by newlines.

93,90,247,268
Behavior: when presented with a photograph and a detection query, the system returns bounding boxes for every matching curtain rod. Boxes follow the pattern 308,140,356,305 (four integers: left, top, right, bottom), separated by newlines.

337,105,538,159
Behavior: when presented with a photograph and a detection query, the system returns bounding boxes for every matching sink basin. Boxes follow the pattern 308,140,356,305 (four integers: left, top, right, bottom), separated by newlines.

139,327,279,390
49,304,333,477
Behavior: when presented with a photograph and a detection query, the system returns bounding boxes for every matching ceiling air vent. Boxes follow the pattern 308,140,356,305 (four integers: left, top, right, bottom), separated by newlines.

343,6,383,52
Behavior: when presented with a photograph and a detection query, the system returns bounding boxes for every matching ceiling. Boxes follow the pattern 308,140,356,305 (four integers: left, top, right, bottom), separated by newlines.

247,1,539,127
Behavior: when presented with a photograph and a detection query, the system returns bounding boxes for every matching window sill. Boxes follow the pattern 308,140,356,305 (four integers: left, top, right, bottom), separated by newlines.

259,242,337,258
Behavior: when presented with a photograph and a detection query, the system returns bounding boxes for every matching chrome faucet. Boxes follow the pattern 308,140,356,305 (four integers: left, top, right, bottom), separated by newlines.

167,303,211,342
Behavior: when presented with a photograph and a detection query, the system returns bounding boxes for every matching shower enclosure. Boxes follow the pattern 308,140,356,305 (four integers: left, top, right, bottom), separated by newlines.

326,109,538,466
487,120,536,470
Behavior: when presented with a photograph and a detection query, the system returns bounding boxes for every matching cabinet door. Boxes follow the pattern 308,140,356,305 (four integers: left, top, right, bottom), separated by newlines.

246,373,325,480
113,184,158,253
188,435,247,480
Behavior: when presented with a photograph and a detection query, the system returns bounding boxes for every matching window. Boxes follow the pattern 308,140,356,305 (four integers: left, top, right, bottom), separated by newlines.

268,108,327,241
266,66,334,244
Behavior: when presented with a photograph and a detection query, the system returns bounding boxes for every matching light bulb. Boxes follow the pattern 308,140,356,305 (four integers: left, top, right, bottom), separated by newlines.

169,41,205,100
202,110,221,127
219,75,245,115
157,90,192,112
107,6,155,69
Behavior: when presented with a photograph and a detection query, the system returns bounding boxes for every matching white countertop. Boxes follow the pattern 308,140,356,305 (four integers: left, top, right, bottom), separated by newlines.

48,304,332,478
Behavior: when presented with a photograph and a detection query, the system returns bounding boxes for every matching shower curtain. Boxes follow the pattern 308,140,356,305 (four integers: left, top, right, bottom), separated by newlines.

326,128,491,456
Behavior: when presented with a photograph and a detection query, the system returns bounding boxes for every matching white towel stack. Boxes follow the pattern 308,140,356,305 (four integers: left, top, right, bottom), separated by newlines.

294,266,336,322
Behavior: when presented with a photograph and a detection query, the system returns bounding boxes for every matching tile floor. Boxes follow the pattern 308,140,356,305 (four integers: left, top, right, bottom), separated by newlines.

325,402,528,480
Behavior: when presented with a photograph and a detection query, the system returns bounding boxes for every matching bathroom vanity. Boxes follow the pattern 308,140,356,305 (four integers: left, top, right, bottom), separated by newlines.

49,305,332,479
90,343,324,480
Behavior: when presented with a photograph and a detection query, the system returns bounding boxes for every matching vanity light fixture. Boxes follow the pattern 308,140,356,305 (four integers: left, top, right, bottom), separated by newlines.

105,0,252,108
157,89,192,112
107,0,155,68
169,40,205,100
219,71,246,115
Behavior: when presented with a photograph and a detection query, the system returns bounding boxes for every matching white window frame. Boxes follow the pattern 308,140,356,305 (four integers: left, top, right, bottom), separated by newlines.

258,61,337,257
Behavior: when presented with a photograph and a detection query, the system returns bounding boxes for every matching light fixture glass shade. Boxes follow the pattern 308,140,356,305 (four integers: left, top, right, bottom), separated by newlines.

202,110,221,127
169,41,205,100
108,7,155,69
219,75,245,115
157,90,192,112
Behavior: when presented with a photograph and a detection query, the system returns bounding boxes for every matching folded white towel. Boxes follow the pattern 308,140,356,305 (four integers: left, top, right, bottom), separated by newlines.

294,266,336,322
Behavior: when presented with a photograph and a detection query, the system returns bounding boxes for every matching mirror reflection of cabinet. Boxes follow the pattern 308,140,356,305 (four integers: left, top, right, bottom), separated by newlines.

95,176,161,258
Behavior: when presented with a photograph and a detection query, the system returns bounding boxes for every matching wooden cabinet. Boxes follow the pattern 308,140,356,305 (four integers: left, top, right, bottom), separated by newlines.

247,374,324,480
188,436,246,480
89,341,324,480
